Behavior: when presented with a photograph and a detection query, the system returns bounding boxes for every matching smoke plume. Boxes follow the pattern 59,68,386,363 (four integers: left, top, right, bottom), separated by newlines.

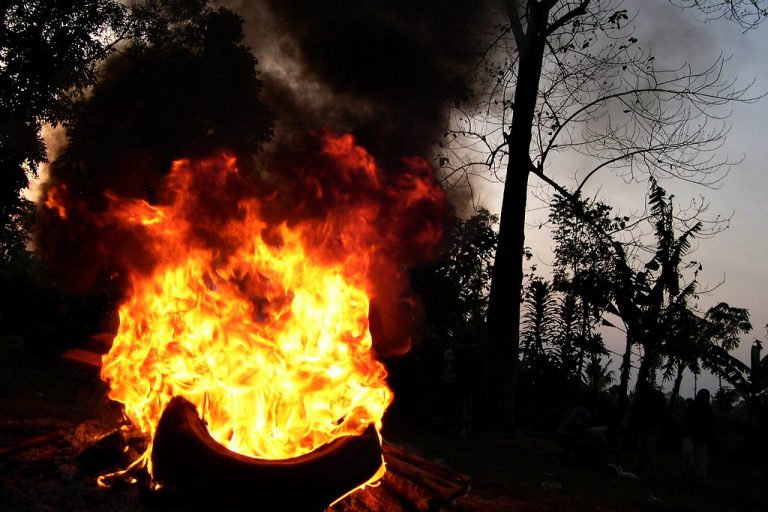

227,0,493,163
37,0,492,354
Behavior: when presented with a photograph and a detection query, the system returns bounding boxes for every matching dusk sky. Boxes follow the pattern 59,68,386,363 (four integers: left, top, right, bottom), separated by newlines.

472,1,768,394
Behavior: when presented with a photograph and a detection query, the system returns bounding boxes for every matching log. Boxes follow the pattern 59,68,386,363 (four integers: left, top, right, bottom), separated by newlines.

61,333,113,370
382,445,470,503
75,430,124,475
346,482,410,512
332,443,470,512
378,469,433,511
151,396,384,512
0,432,62,459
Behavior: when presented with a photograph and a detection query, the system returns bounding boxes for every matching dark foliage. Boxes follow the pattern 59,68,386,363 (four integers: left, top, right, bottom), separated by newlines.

390,209,497,425
50,0,274,205
2,0,274,353
410,208,498,343
0,250,119,354
1,1,128,351
1,0,126,257
37,0,274,296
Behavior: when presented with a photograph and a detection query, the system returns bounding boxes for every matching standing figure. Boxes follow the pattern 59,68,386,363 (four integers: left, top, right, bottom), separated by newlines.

630,381,668,478
681,389,716,483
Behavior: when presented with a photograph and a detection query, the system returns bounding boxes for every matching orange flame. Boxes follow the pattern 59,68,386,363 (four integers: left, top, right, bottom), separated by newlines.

48,132,445,480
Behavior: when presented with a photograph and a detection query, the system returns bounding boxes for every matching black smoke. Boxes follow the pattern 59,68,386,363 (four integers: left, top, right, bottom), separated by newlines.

34,0,491,353
229,0,494,164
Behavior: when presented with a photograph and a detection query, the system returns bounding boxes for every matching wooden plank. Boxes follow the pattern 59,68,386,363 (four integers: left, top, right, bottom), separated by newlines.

61,348,102,369
379,469,433,511
383,443,470,488
333,443,471,511
382,443,470,501
336,481,410,512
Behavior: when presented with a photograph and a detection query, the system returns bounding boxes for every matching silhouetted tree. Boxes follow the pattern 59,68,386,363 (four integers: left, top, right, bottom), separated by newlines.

584,353,614,394
662,302,751,409
0,1,132,349
671,0,768,29
55,0,274,191
551,189,615,381
407,208,498,423
438,0,761,430
411,208,499,342
521,277,557,368
663,307,708,411
704,329,767,425
554,291,581,378
705,302,753,390
4,1,274,351
1,0,127,259
550,178,711,420
39,0,274,293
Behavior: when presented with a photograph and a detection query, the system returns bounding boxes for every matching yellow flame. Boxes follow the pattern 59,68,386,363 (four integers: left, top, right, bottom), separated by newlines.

100,155,392,471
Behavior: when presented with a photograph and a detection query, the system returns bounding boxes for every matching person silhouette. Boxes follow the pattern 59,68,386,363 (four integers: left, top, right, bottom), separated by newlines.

631,382,668,478
681,388,716,483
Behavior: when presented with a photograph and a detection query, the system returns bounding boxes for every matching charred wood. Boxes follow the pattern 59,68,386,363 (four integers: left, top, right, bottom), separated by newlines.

85,332,114,354
75,429,124,475
331,443,470,512
339,481,412,512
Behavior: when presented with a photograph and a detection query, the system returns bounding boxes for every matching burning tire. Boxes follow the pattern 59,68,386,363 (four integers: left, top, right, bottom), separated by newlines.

151,396,383,511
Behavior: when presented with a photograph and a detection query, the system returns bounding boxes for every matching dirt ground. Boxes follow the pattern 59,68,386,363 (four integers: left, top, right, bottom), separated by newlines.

1,340,765,511
385,421,766,512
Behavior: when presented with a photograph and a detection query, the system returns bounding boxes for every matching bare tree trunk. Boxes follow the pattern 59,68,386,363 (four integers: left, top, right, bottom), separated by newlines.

635,341,659,392
616,331,633,423
485,2,549,433
486,158,528,432
669,361,685,412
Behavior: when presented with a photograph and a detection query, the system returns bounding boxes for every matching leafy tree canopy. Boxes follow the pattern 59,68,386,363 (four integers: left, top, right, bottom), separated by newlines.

1,0,126,258
411,208,498,343
56,0,274,199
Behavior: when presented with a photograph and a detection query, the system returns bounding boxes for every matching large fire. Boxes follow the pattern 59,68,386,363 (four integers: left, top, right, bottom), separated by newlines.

45,131,445,482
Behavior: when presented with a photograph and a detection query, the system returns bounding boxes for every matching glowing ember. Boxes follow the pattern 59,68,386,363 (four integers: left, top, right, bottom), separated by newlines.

45,131,445,482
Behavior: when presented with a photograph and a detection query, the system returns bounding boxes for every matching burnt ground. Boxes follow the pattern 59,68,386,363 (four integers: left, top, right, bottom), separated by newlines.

1,338,766,512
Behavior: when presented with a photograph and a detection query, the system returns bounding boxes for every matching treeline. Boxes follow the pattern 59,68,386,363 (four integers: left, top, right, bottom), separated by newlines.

398,178,767,457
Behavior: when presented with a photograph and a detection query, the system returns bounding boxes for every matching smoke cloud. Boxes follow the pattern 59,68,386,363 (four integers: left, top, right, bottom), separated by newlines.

226,0,494,163
36,1,493,354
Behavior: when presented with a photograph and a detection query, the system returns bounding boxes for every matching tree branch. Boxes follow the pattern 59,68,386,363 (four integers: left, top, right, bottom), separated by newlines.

546,0,592,38
504,0,527,49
